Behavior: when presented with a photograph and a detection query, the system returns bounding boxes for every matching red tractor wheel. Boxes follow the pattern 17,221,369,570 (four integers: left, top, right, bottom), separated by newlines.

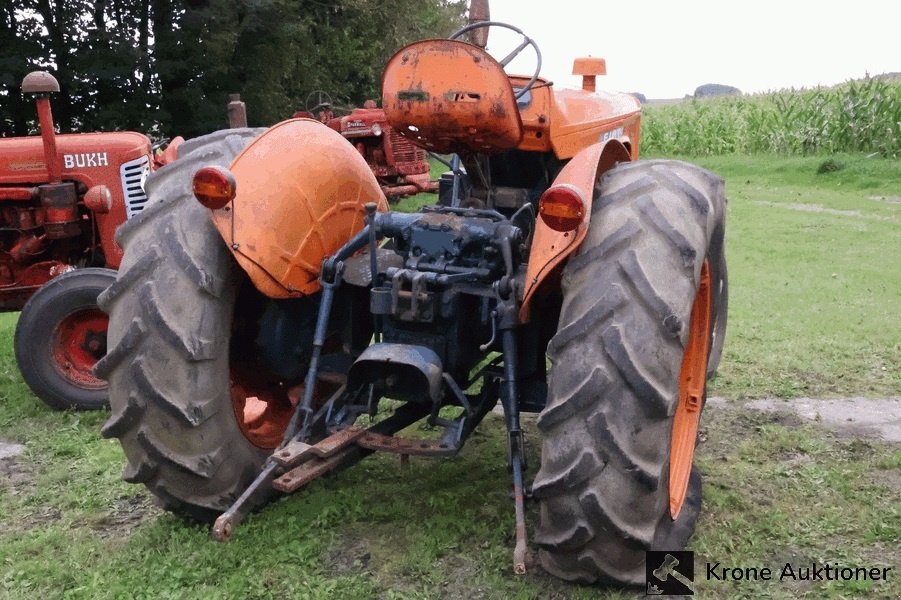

14,268,117,410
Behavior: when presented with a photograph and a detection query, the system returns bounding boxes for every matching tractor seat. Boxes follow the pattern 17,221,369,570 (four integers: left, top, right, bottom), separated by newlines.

381,39,524,155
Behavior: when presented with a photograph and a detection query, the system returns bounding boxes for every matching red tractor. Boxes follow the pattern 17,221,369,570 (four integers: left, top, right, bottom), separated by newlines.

102,2,728,586
293,92,438,200
0,71,179,410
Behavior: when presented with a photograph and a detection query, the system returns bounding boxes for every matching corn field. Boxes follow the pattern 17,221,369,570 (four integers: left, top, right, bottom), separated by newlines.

640,77,901,157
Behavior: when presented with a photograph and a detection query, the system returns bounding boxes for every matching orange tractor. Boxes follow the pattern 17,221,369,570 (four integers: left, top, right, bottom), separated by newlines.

0,72,179,410
101,2,727,585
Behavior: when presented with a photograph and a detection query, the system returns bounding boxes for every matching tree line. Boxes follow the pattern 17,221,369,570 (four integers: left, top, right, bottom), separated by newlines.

1,0,465,138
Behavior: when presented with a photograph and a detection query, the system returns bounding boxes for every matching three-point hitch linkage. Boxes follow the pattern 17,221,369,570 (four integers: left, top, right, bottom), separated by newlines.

212,202,534,574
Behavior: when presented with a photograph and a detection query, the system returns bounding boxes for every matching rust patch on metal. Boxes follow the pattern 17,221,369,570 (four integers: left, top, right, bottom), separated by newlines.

381,39,523,154
272,450,351,493
490,101,508,119
357,432,459,457
272,426,365,468
310,426,365,457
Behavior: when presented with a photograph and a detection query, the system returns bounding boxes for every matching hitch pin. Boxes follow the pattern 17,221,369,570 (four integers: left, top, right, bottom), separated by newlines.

479,310,498,351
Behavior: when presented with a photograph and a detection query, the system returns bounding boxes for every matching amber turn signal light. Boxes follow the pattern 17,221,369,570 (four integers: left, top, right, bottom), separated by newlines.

193,166,237,209
538,185,585,232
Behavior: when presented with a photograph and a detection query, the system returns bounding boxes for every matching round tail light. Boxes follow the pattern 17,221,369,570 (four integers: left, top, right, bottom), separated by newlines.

193,166,237,209
538,185,585,232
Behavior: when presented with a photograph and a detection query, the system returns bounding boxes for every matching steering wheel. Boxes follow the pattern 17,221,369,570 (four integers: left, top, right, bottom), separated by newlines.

449,21,542,99
305,90,334,112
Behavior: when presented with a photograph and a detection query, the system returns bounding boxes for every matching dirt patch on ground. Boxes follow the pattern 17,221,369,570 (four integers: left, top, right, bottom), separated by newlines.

0,457,32,498
325,525,518,600
707,397,901,443
868,195,901,204
325,531,374,575
753,200,896,222
709,397,901,443
88,493,158,538
0,441,32,508
1,439,156,537
0,440,25,460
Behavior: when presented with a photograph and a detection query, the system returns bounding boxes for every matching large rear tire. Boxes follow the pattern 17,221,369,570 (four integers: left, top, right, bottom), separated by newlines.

97,129,278,521
532,159,727,585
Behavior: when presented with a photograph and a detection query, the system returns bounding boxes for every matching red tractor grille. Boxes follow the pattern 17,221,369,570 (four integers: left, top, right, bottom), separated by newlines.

387,128,429,176
120,154,151,218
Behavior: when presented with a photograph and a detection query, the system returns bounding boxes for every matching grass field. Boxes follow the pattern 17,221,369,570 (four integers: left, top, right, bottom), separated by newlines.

685,153,900,399
0,153,899,599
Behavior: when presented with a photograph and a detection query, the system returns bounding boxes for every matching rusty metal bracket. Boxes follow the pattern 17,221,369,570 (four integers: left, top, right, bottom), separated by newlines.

272,426,366,468
213,378,500,543
273,448,356,493
357,431,460,457
499,325,529,575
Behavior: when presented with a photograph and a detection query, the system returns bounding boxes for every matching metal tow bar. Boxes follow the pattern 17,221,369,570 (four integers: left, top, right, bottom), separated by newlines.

210,426,366,542
212,402,432,541
500,325,529,575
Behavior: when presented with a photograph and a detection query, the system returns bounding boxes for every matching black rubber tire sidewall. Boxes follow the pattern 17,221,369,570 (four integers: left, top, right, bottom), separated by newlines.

14,268,117,410
98,128,273,521
533,159,727,585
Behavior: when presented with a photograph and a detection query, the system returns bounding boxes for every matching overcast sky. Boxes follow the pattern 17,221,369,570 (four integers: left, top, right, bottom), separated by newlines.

484,0,899,98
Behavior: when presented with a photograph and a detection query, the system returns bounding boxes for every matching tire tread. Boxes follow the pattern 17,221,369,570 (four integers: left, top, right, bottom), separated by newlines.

534,159,727,584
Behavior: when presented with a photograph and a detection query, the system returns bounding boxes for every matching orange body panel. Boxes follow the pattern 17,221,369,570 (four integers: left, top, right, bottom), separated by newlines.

210,119,388,298
549,88,640,159
0,132,152,268
509,77,553,153
382,39,523,154
519,139,631,322
508,76,640,159
506,74,640,321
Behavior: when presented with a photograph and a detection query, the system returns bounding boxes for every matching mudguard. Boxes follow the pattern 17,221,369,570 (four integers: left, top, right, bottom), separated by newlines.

210,119,388,298
519,139,631,322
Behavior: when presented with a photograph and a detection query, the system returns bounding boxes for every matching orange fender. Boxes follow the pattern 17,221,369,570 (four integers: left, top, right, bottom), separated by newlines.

210,119,388,298
519,139,630,322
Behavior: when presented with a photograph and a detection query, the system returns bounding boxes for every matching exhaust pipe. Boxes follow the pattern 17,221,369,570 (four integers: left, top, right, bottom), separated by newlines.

468,0,490,48
21,71,62,185
227,93,248,128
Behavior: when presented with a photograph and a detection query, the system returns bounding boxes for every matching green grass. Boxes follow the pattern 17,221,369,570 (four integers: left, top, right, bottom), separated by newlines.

0,153,899,598
391,155,447,213
692,407,899,599
691,154,900,399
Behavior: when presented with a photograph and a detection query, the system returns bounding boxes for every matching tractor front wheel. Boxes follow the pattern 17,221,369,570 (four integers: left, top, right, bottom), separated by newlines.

533,159,727,585
15,267,117,410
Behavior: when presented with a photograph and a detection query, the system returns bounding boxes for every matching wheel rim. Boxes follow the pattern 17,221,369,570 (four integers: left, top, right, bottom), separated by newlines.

230,361,295,450
669,259,712,518
51,308,109,389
